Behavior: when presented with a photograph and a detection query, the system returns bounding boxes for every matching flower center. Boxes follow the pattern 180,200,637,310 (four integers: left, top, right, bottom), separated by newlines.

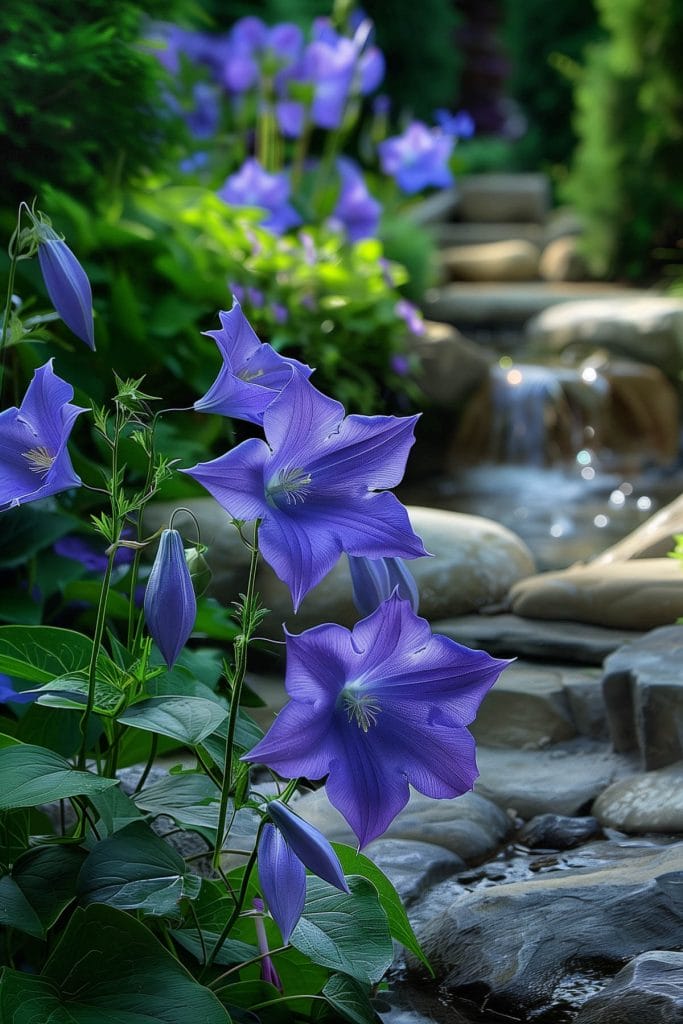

340,687,382,732
265,465,312,509
22,446,56,477
238,366,264,383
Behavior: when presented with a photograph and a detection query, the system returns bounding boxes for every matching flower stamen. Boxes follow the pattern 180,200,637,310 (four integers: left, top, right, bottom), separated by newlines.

341,689,382,732
265,465,312,508
22,446,56,477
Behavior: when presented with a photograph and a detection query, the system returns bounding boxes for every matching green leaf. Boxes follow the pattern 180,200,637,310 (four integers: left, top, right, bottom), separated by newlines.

134,770,222,830
291,876,393,984
0,744,118,809
201,709,263,768
77,821,201,916
0,874,44,937
0,626,93,682
0,590,42,625
0,809,29,870
118,695,228,745
88,786,142,835
63,580,131,619
12,844,86,930
194,598,240,641
0,506,76,568
0,904,231,1022
332,843,430,970
215,980,289,1021
31,671,127,717
323,974,381,1024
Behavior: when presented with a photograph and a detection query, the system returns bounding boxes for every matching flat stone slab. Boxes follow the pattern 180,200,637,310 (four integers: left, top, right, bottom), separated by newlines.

441,240,540,283
593,761,683,833
422,282,643,326
457,173,551,224
434,221,545,248
473,661,578,748
364,838,465,906
575,951,683,1024
433,613,642,665
475,740,640,818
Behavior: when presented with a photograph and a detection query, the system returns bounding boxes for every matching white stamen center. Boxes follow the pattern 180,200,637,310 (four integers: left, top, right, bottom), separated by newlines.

23,446,55,477
265,465,312,508
341,688,382,732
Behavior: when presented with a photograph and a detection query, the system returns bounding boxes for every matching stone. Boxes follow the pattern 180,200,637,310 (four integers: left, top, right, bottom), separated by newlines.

441,240,540,283
422,281,642,328
475,740,640,818
539,235,588,282
593,762,683,833
408,841,683,1017
542,207,584,244
575,951,683,1024
592,491,683,564
602,625,683,768
434,613,642,666
434,221,544,249
363,838,465,906
517,813,602,850
457,173,551,224
526,295,683,380
292,787,512,863
257,506,536,634
406,186,460,227
471,661,577,748
563,669,609,740
410,319,492,409
600,360,679,464
508,559,683,631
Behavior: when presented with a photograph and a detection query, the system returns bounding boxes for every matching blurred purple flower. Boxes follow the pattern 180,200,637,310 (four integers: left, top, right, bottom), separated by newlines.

183,373,427,610
434,108,475,139
224,17,303,93
0,360,85,512
395,298,424,335
390,354,411,377
35,227,95,350
0,674,36,705
246,594,510,847
186,83,221,139
272,303,288,325
218,159,301,235
55,533,135,573
379,121,454,194
257,800,348,942
144,529,197,669
348,555,419,616
194,300,311,424
246,286,264,308
330,158,381,242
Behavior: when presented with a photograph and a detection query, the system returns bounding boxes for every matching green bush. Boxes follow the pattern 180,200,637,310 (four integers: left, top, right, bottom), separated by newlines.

564,0,683,280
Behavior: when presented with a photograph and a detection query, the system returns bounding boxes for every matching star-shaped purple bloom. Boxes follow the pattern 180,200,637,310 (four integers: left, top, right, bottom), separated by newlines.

218,159,302,235
245,594,510,847
194,300,312,424
379,121,454,195
182,373,427,610
0,360,86,512
330,158,382,242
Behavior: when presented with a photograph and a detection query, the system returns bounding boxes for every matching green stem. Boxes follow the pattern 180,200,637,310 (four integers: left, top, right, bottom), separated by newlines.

205,822,264,971
77,547,117,770
0,240,19,398
133,733,158,794
212,521,260,870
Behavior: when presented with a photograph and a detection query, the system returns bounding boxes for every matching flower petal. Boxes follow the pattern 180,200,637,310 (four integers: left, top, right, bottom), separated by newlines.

38,238,95,350
181,438,270,521
266,801,348,892
258,823,306,943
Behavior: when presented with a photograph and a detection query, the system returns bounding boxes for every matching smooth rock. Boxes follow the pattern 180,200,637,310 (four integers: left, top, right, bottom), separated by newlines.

526,296,683,380
408,842,683,1015
434,221,545,248
292,787,512,863
258,506,536,633
593,762,683,833
542,207,584,244
434,613,642,666
517,813,602,850
457,173,551,224
563,669,609,740
411,319,492,408
539,235,588,282
600,360,679,464
364,838,465,906
441,240,540,283
508,559,683,631
575,951,683,1024
406,186,460,226
591,492,683,564
602,625,683,768
475,740,640,818
472,661,577,748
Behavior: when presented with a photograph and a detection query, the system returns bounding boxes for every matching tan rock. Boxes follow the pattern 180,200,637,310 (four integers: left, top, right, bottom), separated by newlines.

457,173,551,224
441,240,540,283
591,492,683,564
411,319,492,408
434,222,545,248
592,762,683,833
509,558,683,631
539,236,588,282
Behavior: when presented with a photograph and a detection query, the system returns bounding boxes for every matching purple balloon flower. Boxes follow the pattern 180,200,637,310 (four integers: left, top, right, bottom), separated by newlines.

348,555,419,616
0,674,36,705
143,528,197,669
0,360,86,512
379,121,454,195
395,298,424,336
35,227,95,350
246,594,510,847
330,158,381,242
434,108,475,139
258,800,348,942
218,159,302,235
194,300,312,424
182,373,427,610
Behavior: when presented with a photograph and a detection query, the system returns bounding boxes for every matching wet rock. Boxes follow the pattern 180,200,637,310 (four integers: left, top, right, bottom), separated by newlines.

475,740,639,818
593,762,683,833
434,613,642,666
292,787,512,864
517,813,602,850
539,235,588,282
410,319,492,409
259,506,536,633
441,240,540,283
408,841,683,1016
602,626,683,767
364,839,465,906
574,951,683,1024
457,173,551,224
508,559,683,631
526,295,683,380
472,661,577,748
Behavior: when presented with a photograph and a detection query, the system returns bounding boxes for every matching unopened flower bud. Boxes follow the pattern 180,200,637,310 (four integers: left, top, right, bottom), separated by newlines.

185,544,212,597
33,221,95,350
144,529,197,668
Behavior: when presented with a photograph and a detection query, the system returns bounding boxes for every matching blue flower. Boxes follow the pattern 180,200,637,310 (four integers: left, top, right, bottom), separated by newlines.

218,159,302,235
379,121,454,195
330,158,382,242
34,226,95,350
183,373,427,610
348,555,419,616
246,594,510,847
143,529,197,668
0,360,86,511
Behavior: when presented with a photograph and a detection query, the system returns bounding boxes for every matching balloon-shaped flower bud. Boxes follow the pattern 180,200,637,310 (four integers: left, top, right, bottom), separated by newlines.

348,555,419,616
257,800,348,942
34,224,95,350
144,529,197,668
185,544,212,597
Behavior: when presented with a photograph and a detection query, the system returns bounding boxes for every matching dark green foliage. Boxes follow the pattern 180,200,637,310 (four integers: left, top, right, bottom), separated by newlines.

0,0,190,208
564,0,683,280
502,0,601,172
